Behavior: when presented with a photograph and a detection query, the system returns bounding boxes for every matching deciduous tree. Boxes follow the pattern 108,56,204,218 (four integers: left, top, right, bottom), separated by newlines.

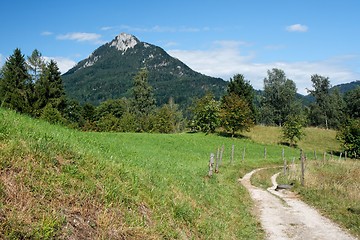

337,119,360,158
190,92,220,134
282,114,306,147
308,74,344,129
260,68,299,126
220,93,254,137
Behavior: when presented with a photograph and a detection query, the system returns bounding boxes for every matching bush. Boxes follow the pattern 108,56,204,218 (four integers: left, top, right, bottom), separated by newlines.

40,104,66,125
337,119,360,158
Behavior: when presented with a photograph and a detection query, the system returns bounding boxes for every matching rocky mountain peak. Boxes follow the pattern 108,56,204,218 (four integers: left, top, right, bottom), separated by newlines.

109,32,139,52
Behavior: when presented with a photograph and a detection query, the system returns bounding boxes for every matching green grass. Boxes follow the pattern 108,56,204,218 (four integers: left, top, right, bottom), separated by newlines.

243,125,341,154
1,108,289,239
1,108,352,239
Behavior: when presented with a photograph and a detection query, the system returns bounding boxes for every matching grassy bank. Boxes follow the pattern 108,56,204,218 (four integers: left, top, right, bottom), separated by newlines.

0,108,293,239
297,160,360,238
1,108,351,239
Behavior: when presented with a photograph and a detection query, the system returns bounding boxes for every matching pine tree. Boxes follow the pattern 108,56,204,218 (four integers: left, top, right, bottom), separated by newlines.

0,48,32,113
131,68,156,115
27,49,45,82
226,74,256,121
34,60,65,115
130,68,156,132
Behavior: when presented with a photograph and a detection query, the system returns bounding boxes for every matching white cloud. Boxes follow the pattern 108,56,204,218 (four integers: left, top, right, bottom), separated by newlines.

43,56,76,74
41,31,53,36
164,41,179,47
286,24,308,32
57,32,105,44
100,26,114,31
168,42,359,95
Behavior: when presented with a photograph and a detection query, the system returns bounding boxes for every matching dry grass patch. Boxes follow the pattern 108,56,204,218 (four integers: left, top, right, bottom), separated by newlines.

280,159,360,238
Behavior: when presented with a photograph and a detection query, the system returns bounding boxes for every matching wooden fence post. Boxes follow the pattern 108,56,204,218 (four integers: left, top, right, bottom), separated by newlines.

231,144,234,164
345,151,347,161
300,149,305,186
220,145,224,165
339,152,342,161
208,153,215,177
242,147,246,163
314,150,317,160
264,147,267,159
215,146,224,173
215,147,220,173
282,148,287,175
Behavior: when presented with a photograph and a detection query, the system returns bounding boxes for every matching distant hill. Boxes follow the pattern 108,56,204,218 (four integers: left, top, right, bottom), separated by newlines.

62,33,227,106
331,80,360,94
299,80,360,105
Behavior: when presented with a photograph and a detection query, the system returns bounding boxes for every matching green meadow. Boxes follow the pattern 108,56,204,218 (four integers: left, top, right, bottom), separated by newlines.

1,107,352,239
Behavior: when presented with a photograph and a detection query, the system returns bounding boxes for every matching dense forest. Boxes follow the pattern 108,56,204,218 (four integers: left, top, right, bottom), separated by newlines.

1,48,359,157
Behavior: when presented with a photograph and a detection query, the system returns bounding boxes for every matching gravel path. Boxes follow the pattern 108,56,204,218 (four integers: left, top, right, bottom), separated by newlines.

240,168,357,240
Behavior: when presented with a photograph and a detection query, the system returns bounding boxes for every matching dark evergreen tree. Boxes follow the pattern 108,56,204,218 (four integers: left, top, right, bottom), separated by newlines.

34,60,65,115
260,68,299,126
0,48,32,114
227,74,257,121
130,68,156,132
131,68,156,116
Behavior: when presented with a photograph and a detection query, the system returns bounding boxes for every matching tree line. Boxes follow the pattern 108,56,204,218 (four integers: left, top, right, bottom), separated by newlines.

1,48,359,157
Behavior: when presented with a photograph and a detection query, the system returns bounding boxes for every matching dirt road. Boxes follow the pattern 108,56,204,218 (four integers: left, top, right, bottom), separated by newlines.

240,168,357,240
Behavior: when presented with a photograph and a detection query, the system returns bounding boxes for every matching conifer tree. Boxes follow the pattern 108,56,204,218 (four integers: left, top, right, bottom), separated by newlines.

227,74,256,121
130,68,156,132
0,48,32,113
27,49,45,82
34,60,65,115
131,68,156,116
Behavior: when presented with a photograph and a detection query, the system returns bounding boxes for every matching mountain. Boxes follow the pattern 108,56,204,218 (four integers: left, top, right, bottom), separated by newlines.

299,80,360,105
62,33,227,106
331,80,360,94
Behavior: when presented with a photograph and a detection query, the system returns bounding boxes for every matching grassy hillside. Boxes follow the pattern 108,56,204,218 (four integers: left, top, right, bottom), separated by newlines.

0,108,344,239
243,125,341,153
0,108,287,239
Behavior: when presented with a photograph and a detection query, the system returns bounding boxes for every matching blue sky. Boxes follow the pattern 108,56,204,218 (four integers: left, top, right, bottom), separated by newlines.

1,0,360,94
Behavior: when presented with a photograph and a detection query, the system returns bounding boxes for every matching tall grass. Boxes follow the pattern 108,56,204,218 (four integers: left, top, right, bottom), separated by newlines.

297,160,360,237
